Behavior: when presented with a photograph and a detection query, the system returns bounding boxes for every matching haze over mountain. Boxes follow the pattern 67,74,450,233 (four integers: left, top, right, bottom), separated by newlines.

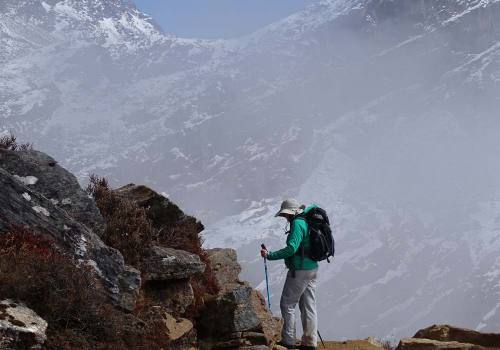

2,0,500,341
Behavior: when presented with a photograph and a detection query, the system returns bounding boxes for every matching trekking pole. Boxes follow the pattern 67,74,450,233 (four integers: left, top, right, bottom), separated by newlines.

317,330,326,349
261,244,272,310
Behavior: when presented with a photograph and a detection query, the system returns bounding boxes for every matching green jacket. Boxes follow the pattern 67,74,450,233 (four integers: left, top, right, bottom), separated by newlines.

267,205,319,270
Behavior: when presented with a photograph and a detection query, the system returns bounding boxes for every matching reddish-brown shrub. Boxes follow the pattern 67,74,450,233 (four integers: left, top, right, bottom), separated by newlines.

85,175,155,267
0,225,113,347
0,226,103,329
0,225,172,350
0,132,32,151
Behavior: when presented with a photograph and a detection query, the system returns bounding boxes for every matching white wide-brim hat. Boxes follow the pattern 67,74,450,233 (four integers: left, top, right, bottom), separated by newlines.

275,198,304,217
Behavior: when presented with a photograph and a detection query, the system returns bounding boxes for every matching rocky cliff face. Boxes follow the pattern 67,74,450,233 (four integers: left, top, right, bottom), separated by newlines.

0,147,281,349
0,149,140,311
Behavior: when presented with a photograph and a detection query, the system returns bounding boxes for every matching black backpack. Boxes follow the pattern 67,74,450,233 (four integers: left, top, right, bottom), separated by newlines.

296,207,335,263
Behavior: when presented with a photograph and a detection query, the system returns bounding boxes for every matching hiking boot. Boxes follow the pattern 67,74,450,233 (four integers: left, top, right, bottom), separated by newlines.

277,341,298,349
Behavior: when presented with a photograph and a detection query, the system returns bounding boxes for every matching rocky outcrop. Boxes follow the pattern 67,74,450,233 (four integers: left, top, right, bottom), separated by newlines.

0,300,48,350
0,150,141,311
199,249,282,350
0,150,105,234
114,183,203,234
0,149,281,349
141,245,205,315
397,325,500,350
114,184,209,319
414,325,500,349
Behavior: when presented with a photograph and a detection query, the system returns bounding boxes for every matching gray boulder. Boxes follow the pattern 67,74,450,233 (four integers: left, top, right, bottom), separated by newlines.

0,300,48,350
199,249,282,350
198,284,262,339
141,245,205,281
0,149,105,235
0,164,140,311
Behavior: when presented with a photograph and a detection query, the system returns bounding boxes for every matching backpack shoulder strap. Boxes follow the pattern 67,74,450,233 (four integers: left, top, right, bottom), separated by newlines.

292,215,308,261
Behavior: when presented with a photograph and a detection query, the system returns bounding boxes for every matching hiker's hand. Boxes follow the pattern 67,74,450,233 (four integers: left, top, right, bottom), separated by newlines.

260,248,268,258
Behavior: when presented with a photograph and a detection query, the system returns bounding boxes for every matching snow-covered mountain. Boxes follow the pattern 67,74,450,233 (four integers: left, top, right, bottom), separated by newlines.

2,0,500,340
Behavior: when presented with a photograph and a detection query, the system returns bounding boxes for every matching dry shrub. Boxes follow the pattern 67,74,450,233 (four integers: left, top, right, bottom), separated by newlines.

0,225,114,348
0,225,105,331
0,225,173,350
87,174,219,319
0,132,32,151
85,175,155,267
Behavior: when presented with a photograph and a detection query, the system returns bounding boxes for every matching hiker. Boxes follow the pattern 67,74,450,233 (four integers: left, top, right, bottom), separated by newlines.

261,198,319,350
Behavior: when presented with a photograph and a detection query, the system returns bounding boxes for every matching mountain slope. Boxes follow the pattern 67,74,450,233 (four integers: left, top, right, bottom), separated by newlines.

1,0,500,340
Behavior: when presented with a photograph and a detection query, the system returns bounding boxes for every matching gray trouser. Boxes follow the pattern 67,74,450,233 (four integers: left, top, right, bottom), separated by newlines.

280,269,318,347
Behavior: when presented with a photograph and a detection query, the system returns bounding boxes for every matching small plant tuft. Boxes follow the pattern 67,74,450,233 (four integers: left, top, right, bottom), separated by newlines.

0,132,33,151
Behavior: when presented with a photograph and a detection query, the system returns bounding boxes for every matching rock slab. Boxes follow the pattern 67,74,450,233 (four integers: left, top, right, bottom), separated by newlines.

398,324,500,350
0,150,105,234
141,245,205,281
397,338,485,350
414,325,500,349
0,300,48,350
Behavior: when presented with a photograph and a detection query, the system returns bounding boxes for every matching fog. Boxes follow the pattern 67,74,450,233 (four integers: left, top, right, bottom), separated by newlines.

2,0,500,341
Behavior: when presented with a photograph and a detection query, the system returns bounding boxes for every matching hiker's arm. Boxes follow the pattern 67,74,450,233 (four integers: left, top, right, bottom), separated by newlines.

267,221,305,260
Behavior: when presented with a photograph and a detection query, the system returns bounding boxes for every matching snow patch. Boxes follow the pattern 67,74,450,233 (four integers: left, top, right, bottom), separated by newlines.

21,192,31,201
41,2,51,12
99,18,122,47
53,1,88,21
